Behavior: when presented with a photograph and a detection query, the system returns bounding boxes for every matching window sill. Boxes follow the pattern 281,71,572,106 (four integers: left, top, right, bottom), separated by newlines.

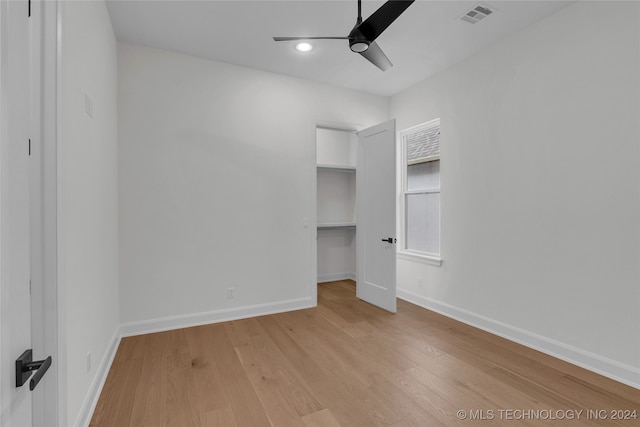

397,251,442,267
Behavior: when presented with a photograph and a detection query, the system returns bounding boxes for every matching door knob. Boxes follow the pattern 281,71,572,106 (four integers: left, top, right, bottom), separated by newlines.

381,238,395,243
16,349,52,391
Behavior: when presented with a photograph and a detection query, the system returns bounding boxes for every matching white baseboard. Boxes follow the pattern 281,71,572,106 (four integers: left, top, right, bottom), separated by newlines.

119,297,314,337
317,273,356,283
396,288,640,390
75,330,121,427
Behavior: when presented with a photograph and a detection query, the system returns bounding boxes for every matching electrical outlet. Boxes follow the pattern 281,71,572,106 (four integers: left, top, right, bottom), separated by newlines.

227,287,235,299
418,277,423,289
86,352,92,373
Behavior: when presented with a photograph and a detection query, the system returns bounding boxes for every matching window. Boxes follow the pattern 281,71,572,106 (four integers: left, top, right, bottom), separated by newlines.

400,119,441,265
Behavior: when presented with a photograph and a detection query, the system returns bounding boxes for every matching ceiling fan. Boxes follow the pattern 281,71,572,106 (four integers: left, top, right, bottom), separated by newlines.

273,0,415,71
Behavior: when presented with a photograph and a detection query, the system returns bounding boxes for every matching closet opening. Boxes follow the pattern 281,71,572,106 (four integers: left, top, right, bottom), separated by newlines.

315,127,358,294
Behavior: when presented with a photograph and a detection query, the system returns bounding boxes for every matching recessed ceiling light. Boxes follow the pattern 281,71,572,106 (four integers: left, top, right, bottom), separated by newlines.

295,42,314,52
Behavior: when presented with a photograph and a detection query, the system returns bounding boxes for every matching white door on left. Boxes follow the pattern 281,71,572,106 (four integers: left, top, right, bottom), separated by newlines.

1,0,33,425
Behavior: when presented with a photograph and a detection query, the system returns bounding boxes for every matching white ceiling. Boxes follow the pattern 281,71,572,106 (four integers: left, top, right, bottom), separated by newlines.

106,0,571,96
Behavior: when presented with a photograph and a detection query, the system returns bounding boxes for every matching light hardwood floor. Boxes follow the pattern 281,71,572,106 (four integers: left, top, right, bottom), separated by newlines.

91,281,639,426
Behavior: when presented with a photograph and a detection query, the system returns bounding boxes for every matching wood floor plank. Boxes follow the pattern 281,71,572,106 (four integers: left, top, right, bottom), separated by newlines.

200,407,237,427
89,358,143,427
113,335,148,363
403,365,545,427
276,311,406,426
367,374,448,427
185,326,233,416
315,301,350,329
129,356,167,426
272,312,397,426
164,333,201,427
213,325,272,427
224,317,263,347
276,309,375,389
216,359,272,427
301,408,343,427
91,281,639,427
483,367,619,427
233,333,323,418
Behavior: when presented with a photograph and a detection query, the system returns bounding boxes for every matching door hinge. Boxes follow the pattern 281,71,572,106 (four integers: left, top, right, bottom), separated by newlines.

29,279,31,295
28,138,31,156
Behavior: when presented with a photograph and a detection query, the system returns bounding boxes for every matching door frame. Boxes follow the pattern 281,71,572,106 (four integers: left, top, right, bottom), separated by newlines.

310,121,364,307
34,1,61,425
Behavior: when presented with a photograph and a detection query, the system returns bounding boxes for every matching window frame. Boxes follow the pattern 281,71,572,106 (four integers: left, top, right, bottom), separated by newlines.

399,119,442,267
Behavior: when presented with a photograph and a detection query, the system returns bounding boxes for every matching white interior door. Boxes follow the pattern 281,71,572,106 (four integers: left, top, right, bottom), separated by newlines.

0,0,57,427
356,120,397,313
1,1,37,425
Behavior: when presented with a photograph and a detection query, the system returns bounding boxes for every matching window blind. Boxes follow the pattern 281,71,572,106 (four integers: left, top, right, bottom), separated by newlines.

406,123,440,165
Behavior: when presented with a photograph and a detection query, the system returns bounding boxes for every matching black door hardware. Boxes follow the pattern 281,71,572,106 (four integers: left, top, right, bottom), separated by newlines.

381,238,396,243
16,349,52,391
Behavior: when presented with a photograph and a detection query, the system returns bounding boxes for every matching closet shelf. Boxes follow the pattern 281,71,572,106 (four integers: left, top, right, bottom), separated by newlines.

317,164,356,172
318,222,356,229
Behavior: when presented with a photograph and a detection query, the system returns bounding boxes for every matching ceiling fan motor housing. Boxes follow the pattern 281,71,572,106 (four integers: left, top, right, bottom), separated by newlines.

348,17,370,53
349,39,370,53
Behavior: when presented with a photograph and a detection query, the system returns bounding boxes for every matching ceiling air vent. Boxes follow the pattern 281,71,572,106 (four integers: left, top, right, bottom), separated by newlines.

459,4,495,24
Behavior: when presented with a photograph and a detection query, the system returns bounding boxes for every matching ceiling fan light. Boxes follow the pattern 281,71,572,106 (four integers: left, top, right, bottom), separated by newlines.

295,42,314,52
350,41,369,53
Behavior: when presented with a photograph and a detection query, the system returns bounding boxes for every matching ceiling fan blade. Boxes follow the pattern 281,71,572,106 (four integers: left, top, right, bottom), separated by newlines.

359,41,392,71
357,0,414,42
273,36,348,41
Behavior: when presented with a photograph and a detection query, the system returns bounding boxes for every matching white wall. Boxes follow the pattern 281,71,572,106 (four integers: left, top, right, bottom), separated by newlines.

316,128,357,167
118,43,388,324
317,170,356,224
317,228,356,282
59,1,119,424
391,1,639,384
